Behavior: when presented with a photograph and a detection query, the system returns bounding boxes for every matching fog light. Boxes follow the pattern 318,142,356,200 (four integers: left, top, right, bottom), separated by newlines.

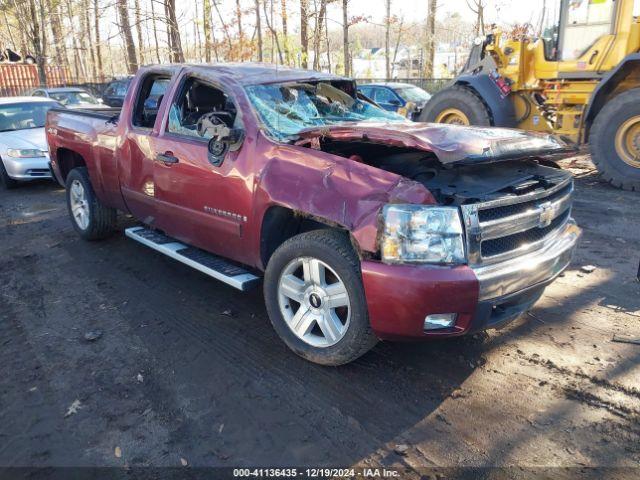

424,313,457,331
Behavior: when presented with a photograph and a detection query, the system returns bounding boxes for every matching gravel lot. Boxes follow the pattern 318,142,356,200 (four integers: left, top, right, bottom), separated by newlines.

0,156,638,477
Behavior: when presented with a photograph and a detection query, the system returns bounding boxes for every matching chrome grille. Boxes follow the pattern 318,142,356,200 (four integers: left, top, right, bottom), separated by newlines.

461,175,574,266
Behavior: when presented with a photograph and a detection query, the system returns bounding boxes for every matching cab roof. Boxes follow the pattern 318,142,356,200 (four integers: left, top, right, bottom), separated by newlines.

147,62,349,86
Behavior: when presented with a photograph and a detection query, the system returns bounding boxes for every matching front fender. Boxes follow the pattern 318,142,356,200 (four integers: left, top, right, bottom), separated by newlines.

252,141,436,256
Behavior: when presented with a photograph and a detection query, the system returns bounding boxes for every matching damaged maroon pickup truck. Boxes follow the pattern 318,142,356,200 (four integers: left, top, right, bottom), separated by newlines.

47,64,581,365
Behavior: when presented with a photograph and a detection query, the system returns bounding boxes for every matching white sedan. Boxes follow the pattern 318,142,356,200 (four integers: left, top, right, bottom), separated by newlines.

0,97,61,189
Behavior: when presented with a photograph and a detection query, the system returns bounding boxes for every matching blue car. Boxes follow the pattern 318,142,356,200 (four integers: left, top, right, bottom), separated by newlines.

357,82,432,121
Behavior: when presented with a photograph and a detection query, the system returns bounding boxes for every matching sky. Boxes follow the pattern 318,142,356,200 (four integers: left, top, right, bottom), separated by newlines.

172,0,547,36
313,0,544,29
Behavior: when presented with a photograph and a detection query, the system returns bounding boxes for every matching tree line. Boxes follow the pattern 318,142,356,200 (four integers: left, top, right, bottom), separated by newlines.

0,0,461,85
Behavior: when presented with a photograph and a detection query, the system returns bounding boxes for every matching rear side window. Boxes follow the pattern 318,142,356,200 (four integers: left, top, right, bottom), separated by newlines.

132,75,170,129
374,88,399,104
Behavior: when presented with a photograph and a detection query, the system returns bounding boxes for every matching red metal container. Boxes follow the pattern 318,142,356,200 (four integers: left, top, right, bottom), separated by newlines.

0,64,72,96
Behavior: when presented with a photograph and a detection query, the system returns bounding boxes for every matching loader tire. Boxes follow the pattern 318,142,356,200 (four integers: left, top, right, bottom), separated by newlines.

419,85,491,126
590,88,640,191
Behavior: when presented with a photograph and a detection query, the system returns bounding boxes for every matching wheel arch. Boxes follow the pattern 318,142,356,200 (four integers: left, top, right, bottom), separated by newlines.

55,147,87,183
259,205,356,271
454,74,517,127
584,53,640,142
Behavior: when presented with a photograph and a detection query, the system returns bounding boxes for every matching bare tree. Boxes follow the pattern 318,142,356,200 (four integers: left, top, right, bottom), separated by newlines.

280,0,290,64
22,0,47,85
384,0,391,80
203,0,213,61
300,0,308,68
342,0,349,75
164,0,183,62
262,0,283,63
423,0,437,77
150,0,161,62
64,0,85,79
312,0,327,70
235,0,243,40
213,0,233,52
134,0,144,63
391,17,404,77
82,0,96,78
466,0,486,36
255,0,263,61
46,0,68,69
117,0,138,73
93,0,103,78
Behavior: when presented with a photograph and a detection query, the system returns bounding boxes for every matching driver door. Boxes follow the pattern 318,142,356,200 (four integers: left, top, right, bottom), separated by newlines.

152,76,253,264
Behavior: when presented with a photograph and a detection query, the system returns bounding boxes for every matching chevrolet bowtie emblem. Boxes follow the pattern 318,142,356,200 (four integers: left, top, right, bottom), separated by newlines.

538,202,554,228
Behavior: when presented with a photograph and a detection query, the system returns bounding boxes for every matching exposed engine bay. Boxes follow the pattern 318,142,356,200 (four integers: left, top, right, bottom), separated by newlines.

318,139,572,205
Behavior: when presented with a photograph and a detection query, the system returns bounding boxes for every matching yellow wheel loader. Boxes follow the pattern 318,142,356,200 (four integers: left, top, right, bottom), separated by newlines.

420,0,640,191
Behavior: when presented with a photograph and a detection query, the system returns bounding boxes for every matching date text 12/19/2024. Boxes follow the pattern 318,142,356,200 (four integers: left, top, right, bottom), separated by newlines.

233,468,400,478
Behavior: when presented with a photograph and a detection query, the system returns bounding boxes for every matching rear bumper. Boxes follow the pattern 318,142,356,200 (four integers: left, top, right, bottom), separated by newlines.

361,220,581,340
2,155,52,180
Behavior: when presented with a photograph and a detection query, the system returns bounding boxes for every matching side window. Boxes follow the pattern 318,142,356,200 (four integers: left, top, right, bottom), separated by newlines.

359,86,373,98
167,78,238,140
560,0,615,61
375,88,399,104
33,90,45,97
132,75,170,129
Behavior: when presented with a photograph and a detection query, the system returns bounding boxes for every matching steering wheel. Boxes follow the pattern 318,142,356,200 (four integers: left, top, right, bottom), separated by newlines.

197,112,226,138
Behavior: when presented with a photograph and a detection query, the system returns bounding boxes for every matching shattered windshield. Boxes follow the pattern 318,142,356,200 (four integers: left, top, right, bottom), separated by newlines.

245,81,406,141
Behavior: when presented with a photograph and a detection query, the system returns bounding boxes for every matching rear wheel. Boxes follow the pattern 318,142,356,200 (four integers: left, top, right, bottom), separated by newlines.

65,167,117,240
264,230,377,366
0,158,18,189
419,85,491,126
590,88,640,191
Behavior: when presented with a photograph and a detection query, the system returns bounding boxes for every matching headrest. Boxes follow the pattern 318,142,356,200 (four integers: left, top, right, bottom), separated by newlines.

192,85,225,109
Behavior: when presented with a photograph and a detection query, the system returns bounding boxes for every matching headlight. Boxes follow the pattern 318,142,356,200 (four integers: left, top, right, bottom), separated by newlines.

381,205,466,264
7,148,46,158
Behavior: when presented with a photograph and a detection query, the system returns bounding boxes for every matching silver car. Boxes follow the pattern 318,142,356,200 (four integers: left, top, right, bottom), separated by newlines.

0,97,61,188
30,87,108,110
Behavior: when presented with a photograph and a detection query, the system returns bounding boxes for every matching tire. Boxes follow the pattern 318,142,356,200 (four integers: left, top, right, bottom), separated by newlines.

0,158,19,189
419,84,491,126
264,229,378,366
590,88,640,191
65,167,117,240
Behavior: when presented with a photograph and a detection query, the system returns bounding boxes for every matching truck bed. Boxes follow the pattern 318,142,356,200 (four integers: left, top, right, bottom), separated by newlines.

49,106,120,122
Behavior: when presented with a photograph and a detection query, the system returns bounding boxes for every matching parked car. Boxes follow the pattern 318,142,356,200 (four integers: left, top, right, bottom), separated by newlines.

101,77,132,107
0,97,60,188
30,87,107,109
47,64,581,366
358,82,432,120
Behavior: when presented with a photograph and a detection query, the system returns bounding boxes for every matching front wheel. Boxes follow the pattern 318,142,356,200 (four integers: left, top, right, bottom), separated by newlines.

65,167,117,240
590,88,640,191
264,230,378,366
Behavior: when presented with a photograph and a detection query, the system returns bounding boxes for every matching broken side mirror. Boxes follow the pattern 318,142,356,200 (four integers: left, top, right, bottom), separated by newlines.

207,127,244,166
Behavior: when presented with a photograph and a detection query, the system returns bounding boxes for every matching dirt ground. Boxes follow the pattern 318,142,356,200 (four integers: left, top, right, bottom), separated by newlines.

0,156,638,478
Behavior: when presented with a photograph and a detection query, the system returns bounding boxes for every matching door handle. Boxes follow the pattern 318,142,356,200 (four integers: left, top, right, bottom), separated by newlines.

156,152,179,165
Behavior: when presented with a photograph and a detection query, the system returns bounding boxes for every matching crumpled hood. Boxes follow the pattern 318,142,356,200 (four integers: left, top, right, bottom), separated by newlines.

0,128,47,152
298,122,574,165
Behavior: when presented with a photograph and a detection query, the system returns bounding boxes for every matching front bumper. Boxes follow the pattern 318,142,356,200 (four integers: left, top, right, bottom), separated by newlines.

2,155,52,180
361,220,581,340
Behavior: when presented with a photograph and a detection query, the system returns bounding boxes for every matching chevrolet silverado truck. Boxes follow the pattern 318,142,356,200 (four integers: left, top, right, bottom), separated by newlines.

46,64,581,366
